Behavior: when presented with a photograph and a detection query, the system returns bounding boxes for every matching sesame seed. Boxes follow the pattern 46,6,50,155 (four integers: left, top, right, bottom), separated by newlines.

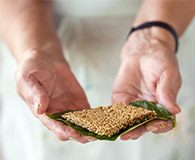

62,103,157,137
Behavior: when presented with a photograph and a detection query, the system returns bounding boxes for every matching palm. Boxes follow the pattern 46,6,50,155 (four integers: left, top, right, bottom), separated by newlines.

42,61,90,114
112,57,155,104
112,51,181,111
112,57,155,102
112,48,181,140
16,56,90,142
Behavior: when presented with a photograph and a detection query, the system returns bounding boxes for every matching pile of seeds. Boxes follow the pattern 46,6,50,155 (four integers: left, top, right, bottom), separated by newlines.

62,103,157,137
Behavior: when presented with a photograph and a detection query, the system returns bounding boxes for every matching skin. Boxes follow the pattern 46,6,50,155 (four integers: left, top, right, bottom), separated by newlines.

0,0,92,143
0,0,195,143
112,28,181,140
112,0,195,140
16,50,91,143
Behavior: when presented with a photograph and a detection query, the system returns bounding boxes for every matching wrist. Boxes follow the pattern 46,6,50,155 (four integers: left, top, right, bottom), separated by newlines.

14,38,66,64
149,26,176,53
121,27,176,60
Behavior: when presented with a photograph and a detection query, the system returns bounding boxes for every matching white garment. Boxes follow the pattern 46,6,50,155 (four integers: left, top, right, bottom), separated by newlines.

0,1,195,160
54,0,141,18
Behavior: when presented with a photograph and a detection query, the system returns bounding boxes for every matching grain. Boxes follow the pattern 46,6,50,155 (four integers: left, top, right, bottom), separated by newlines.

62,103,156,137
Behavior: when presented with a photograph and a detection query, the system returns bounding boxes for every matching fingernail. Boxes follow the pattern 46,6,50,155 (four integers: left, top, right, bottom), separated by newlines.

88,138,96,142
129,137,139,140
68,137,76,141
84,136,96,141
174,106,181,113
35,101,40,112
147,126,158,132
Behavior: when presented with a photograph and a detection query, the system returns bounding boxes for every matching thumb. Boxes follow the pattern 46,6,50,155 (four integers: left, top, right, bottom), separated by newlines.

156,70,181,114
16,73,49,114
33,83,50,114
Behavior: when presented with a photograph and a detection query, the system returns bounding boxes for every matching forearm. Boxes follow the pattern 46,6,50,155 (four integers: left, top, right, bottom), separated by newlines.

127,0,195,54
134,0,195,36
0,0,63,62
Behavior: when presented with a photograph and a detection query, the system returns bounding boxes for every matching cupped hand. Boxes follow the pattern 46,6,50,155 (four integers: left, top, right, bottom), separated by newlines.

112,29,181,140
16,49,94,143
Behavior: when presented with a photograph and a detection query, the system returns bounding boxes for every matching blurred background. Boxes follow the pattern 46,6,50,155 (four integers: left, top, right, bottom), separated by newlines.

0,0,195,160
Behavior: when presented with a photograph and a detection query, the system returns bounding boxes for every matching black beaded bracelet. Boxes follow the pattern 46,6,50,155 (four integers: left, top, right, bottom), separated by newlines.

127,21,179,53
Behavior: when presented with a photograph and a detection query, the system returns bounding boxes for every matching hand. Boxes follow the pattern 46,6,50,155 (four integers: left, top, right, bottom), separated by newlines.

16,49,94,143
112,29,181,140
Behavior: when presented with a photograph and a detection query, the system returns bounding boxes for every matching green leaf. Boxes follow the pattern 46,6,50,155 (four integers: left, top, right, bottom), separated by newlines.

47,100,176,141
48,111,118,141
129,100,176,127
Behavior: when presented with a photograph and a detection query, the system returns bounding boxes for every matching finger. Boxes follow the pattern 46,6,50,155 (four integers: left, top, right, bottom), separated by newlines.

16,73,49,114
40,115,81,140
158,92,181,114
120,125,147,140
156,69,181,114
146,120,173,134
61,126,95,143
112,92,137,104
69,136,95,144
76,90,91,110
39,115,90,143
84,136,97,142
